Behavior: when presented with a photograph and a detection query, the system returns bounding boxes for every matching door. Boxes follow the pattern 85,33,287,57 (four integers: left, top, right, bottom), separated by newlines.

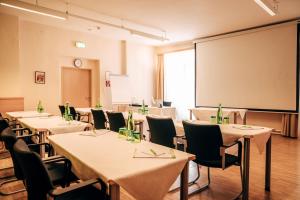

61,67,91,107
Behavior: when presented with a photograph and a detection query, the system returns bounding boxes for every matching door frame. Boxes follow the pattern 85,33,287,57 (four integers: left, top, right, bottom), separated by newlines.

61,67,92,107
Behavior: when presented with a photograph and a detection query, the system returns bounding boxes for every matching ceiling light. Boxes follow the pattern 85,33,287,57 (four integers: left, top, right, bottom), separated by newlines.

129,29,169,42
254,0,277,16
0,0,67,20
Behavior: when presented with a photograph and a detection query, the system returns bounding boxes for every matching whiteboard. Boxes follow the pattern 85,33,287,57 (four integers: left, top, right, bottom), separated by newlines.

195,24,298,112
110,75,131,104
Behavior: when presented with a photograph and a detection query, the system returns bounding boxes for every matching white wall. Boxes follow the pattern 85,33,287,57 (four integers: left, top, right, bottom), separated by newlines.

0,13,21,96
0,13,155,115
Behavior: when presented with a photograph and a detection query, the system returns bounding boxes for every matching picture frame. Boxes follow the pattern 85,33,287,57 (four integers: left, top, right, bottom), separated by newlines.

35,71,45,84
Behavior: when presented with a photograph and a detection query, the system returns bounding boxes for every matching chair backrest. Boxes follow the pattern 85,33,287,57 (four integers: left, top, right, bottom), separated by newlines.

91,109,106,129
182,121,223,164
1,128,24,179
146,116,176,148
106,112,126,132
14,139,54,200
58,105,65,117
69,106,78,121
0,118,9,137
163,101,172,107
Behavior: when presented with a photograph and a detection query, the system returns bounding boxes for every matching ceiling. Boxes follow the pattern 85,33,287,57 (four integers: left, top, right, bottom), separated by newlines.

1,0,300,46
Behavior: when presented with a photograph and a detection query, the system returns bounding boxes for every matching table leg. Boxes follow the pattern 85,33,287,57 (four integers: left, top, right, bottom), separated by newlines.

265,135,272,191
180,161,189,200
243,113,247,125
109,183,120,200
39,131,46,158
234,113,237,124
242,138,250,200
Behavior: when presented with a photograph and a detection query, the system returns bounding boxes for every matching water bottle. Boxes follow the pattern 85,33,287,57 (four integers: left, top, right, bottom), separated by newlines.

217,104,223,124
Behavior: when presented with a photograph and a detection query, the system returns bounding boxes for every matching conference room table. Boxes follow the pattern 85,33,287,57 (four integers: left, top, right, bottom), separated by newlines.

175,121,272,200
17,115,91,157
48,130,195,200
189,107,248,124
6,110,52,120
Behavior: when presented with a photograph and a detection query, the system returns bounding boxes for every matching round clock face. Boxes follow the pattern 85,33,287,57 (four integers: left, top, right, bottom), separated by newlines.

74,59,82,68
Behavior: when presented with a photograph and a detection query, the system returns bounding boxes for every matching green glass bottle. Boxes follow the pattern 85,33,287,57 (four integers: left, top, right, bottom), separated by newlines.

64,102,71,121
37,100,44,113
127,111,135,141
217,104,223,124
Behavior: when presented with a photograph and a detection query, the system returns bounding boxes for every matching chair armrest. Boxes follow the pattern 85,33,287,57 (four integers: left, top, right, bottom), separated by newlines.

49,178,106,197
42,155,66,163
220,140,242,169
12,127,31,135
16,133,39,139
28,142,50,151
42,156,70,165
222,141,240,148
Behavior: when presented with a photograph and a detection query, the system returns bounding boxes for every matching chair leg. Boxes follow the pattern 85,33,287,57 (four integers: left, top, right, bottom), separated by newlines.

188,167,210,196
231,165,244,200
0,178,26,196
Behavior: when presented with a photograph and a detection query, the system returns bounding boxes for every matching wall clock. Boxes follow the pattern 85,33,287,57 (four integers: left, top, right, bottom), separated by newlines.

74,58,82,68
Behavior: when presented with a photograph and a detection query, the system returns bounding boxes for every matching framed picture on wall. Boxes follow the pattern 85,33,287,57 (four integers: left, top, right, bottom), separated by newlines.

35,71,45,84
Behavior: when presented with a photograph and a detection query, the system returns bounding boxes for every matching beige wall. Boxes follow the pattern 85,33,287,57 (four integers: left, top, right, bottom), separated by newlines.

0,13,21,96
0,13,155,115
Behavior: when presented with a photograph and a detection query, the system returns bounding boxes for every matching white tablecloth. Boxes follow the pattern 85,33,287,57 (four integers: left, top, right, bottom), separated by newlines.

48,130,194,200
190,108,247,121
128,106,176,119
175,121,272,154
75,108,92,115
6,111,51,120
18,116,90,134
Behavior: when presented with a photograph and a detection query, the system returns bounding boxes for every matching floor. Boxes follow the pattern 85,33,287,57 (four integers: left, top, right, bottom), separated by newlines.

0,134,299,200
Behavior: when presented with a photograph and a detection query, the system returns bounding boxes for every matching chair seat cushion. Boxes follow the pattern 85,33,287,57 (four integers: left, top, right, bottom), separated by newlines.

55,185,107,200
198,153,239,168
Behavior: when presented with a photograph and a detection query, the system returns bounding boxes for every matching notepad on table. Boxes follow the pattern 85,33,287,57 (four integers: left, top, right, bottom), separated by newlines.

232,125,264,130
133,148,176,159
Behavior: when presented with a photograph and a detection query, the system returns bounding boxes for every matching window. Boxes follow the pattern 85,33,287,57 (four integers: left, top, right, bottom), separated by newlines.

164,49,195,120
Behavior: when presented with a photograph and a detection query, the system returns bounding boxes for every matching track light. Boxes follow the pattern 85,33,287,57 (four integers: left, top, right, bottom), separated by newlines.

254,0,278,16
0,0,67,20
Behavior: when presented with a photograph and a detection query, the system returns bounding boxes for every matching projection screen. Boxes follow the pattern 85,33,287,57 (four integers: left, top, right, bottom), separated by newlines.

195,23,298,112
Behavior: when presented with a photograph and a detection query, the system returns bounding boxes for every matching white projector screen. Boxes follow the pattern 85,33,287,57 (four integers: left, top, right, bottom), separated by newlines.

195,24,298,112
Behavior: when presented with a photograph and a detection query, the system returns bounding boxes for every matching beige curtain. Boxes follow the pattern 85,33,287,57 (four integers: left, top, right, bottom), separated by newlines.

281,114,298,138
155,54,164,100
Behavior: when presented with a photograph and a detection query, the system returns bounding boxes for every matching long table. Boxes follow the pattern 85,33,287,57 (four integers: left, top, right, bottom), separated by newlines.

6,111,52,120
48,130,195,200
18,116,91,157
176,121,272,200
189,108,248,124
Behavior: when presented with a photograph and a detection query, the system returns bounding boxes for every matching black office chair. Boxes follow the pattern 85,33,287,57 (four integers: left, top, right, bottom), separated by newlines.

106,112,126,132
163,101,172,107
182,121,242,195
0,117,32,163
69,107,79,121
91,109,107,129
0,128,77,196
59,105,85,122
14,139,108,200
146,116,178,148
58,105,65,117
146,116,200,186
